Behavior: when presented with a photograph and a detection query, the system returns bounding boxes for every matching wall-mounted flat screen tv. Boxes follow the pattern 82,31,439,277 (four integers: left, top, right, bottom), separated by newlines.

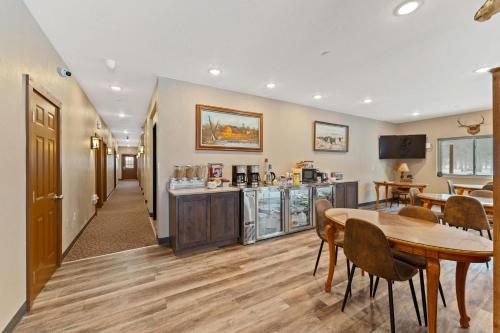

379,135,426,159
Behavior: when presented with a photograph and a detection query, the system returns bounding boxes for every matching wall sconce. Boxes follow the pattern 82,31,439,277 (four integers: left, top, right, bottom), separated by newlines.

139,145,144,154
107,147,113,155
90,135,100,149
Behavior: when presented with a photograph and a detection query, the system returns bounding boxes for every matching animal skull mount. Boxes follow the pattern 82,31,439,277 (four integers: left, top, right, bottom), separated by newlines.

457,116,485,135
475,0,500,22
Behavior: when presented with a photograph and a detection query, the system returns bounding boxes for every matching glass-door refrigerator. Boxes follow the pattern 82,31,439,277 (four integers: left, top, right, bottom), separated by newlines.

256,187,285,240
288,186,313,232
315,185,334,206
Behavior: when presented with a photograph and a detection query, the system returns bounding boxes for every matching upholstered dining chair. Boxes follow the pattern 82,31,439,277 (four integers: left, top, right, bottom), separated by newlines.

313,199,350,277
408,188,423,206
470,189,493,198
444,196,492,268
447,180,456,195
483,182,493,191
341,218,422,333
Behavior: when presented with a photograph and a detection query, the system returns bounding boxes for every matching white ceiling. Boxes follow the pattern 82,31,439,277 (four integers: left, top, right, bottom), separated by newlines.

23,0,500,145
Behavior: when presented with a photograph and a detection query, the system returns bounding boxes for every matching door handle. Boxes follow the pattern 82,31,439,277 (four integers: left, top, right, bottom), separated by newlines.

51,194,64,200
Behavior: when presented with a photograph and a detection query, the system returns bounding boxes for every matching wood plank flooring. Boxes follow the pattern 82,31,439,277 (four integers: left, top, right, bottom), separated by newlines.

15,230,492,332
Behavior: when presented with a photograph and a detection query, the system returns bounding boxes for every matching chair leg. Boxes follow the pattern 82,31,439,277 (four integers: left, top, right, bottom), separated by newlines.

369,274,374,297
479,230,484,237
488,229,492,240
373,276,380,298
387,280,396,333
438,281,446,307
419,269,428,327
334,245,339,266
313,240,324,276
346,259,352,297
342,264,356,312
409,278,422,326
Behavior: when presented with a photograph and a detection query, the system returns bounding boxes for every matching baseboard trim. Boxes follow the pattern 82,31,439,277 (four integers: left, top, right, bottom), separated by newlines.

2,301,27,333
157,237,170,246
358,199,387,207
62,212,97,259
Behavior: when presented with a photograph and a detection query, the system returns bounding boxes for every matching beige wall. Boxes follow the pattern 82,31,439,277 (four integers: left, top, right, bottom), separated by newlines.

0,0,115,329
154,77,397,237
143,82,159,215
396,110,493,193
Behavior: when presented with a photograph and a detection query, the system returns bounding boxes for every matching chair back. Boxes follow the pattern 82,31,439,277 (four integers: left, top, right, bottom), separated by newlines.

444,196,490,231
315,199,333,241
482,182,493,191
447,180,456,195
408,188,423,206
343,218,403,281
399,206,437,223
469,190,493,198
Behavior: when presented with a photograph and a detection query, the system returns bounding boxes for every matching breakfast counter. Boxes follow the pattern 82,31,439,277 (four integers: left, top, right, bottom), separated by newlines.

168,186,241,196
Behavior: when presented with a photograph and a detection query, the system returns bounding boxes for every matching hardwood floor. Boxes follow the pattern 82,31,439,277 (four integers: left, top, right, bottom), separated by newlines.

15,230,492,332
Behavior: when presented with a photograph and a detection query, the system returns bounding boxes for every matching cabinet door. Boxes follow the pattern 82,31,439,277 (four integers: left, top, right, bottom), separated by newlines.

335,183,346,208
177,195,210,249
345,182,358,208
210,192,238,243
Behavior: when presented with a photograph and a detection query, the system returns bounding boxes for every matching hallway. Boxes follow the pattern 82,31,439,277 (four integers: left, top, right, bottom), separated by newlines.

64,180,157,261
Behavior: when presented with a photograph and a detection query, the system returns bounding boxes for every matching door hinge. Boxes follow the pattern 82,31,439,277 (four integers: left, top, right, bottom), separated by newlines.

33,191,36,203
32,271,36,283
32,110,35,123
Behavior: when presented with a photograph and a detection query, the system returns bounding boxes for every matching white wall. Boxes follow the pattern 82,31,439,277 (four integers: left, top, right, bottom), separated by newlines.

154,77,397,238
397,110,493,193
0,0,115,329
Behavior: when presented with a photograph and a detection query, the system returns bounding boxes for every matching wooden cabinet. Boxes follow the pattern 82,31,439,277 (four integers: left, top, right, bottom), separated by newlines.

169,190,240,254
334,181,358,209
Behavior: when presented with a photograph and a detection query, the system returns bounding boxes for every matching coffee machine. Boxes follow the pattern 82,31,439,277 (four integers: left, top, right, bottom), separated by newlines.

232,165,247,187
247,165,260,186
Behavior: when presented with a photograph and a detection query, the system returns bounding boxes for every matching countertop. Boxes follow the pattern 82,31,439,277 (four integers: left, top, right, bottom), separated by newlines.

169,187,241,196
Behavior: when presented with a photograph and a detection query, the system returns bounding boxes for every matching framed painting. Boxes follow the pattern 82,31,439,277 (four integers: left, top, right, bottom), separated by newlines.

314,121,349,152
196,105,263,152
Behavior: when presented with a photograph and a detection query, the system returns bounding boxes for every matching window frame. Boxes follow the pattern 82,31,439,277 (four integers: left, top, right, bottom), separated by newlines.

437,134,493,177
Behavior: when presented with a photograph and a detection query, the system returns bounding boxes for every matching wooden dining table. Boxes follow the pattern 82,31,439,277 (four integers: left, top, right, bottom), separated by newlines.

453,183,485,195
417,193,494,215
323,208,493,333
373,181,427,209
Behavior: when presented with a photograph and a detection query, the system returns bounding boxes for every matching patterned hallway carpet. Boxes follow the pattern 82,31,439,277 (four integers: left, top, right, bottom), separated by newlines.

64,180,157,262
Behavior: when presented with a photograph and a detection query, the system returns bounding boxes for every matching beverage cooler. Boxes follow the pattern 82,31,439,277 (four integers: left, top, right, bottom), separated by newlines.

256,187,285,240
287,186,313,232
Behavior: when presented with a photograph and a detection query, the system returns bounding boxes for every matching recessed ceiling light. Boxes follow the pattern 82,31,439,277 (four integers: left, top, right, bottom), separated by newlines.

313,94,322,100
118,113,125,118
110,85,122,91
395,1,422,16
363,98,373,104
208,68,221,76
474,67,492,73
412,111,421,116
266,82,276,89
105,58,116,71
123,129,128,134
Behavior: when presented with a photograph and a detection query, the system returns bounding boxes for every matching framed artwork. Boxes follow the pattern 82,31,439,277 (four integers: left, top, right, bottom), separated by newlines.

314,121,349,152
196,105,263,152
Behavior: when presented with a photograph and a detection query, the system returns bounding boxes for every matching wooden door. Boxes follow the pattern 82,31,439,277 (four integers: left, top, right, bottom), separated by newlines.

152,124,157,219
177,195,210,249
103,143,108,201
210,192,238,243
121,154,137,179
27,79,62,308
95,140,104,208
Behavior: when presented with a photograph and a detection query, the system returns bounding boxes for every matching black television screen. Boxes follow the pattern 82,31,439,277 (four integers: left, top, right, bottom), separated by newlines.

379,135,426,159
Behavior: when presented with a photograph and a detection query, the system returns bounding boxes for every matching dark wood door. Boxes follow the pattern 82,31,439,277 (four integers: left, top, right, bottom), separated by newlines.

28,87,61,308
210,192,238,243
95,139,104,208
121,154,137,179
177,195,210,249
335,183,346,208
102,143,108,201
345,182,359,208
152,124,157,220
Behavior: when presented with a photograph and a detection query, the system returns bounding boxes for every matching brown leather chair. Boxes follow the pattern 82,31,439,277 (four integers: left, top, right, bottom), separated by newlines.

313,199,349,276
342,218,422,333
483,182,493,191
470,189,493,198
391,206,447,326
447,180,456,195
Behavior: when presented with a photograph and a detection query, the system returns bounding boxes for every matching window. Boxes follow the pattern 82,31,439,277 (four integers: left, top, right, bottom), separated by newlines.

438,135,493,176
125,156,135,169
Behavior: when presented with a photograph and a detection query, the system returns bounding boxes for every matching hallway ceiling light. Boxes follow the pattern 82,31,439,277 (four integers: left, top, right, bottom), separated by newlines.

394,1,422,16
363,98,373,104
412,111,421,116
105,58,116,71
266,82,276,89
313,94,322,100
118,112,125,118
474,67,492,73
123,129,128,134
208,68,221,76
110,85,122,91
